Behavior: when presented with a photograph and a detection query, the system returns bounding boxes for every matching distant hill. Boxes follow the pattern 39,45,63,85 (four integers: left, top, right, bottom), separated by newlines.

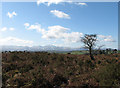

1,45,86,52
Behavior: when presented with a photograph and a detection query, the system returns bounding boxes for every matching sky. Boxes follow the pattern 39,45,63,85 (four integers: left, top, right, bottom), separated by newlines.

0,1,118,49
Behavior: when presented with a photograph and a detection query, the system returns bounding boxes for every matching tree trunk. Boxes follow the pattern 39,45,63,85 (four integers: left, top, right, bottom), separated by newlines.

89,47,94,60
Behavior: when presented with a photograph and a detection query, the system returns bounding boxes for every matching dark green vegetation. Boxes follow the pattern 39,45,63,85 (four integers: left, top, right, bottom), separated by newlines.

2,51,120,87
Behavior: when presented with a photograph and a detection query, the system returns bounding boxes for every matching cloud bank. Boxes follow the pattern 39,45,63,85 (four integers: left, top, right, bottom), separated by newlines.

98,35,115,42
37,0,87,6
24,23,83,43
37,0,65,6
0,37,33,46
24,23,116,44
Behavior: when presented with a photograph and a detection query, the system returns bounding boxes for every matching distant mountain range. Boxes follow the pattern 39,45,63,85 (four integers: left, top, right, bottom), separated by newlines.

1,45,86,52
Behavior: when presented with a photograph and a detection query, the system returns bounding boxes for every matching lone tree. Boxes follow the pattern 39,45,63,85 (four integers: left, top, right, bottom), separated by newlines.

81,34,97,60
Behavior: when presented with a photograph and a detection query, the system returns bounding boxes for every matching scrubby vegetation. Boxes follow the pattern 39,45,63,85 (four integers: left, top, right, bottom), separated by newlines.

2,51,120,87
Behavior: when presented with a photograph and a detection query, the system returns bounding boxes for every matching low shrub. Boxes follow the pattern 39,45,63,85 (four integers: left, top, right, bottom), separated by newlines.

94,63,120,86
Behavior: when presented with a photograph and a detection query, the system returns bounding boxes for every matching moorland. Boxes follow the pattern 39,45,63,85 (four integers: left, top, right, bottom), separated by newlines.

2,50,120,88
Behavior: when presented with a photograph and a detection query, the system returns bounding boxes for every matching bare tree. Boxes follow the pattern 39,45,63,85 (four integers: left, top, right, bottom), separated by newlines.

81,34,97,60
98,45,105,50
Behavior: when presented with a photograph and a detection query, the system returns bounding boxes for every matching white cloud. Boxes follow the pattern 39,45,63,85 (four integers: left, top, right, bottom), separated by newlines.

37,0,87,6
48,25,69,32
98,35,115,42
0,27,15,32
37,0,64,6
0,27,7,31
9,28,15,31
50,10,70,19
42,25,83,43
24,23,30,27
62,32,83,43
24,23,116,44
42,25,70,39
0,37,33,46
24,23,83,43
24,23,45,33
104,38,115,42
7,11,17,18
75,2,87,6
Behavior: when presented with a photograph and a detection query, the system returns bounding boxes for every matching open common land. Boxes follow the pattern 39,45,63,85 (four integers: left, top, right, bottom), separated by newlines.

2,51,120,87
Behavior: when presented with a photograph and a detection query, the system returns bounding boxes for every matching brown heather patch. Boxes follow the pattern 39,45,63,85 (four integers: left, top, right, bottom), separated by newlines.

2,51,120,87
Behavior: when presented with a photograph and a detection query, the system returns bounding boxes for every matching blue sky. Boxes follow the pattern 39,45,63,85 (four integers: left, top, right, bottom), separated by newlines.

0,2,118,49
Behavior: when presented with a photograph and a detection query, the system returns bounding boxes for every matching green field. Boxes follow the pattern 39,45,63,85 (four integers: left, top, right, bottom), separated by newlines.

70,50,89,55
